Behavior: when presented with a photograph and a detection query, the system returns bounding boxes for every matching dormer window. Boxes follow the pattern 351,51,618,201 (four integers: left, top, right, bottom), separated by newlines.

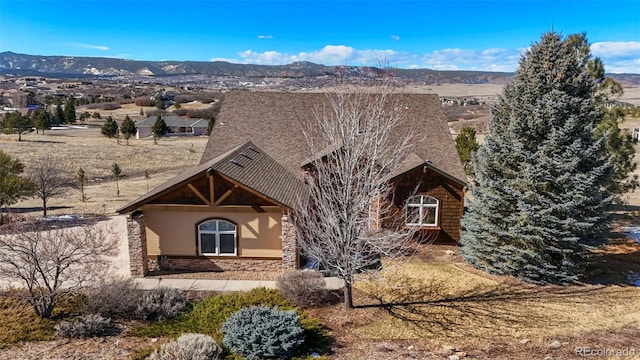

406,195,439,226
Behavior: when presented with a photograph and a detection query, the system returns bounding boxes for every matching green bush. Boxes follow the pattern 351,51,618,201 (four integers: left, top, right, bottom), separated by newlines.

222,306,304,360
148,333,221,360
0,295,56,348
136,287,187,321
55,314,113,338
130,288,328,357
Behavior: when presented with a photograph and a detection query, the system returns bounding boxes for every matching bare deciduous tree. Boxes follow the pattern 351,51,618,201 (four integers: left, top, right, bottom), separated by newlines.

295,85,421,310
26,155,70,217
0,219,119,318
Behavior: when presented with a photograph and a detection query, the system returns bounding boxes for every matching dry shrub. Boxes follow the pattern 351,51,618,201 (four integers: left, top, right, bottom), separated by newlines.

277,270,332,308
136,287,188,321
135,97,155,107
148,333,221,360
55,314,114,338
83,276,142,319
86,102,121,110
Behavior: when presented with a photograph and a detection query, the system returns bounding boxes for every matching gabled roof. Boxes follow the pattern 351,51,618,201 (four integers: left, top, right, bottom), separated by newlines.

200,91,466,182
116,141,306,213
135,115,207,128
390,152,467,188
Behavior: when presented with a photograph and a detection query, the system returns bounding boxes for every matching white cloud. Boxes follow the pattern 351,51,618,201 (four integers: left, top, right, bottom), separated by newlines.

236,45,416,68
67,43,109,51
211,42,638,73
257,35,273,39
591,41,640,58
390,35,400,41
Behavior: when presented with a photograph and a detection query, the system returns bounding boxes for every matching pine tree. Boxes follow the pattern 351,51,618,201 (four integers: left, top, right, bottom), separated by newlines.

460,32,614,285
64,97,76,123
76,167,87,202
1,111,33,141
101,116,119,140
151,116,168,144
32,110,51,135
54,104,64,125
455,126,479,176
120,115,137,145
111,163,122,197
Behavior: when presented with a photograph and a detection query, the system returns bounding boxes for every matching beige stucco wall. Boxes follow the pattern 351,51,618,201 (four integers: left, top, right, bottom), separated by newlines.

144,210,283,257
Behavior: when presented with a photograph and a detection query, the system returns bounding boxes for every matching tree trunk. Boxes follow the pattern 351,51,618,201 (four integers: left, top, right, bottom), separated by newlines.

344,282,354,310
116,179,120,197
42,199,47,217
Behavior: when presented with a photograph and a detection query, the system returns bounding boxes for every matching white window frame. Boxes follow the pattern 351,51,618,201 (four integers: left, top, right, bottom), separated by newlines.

198,219,237,256
406,195,439,227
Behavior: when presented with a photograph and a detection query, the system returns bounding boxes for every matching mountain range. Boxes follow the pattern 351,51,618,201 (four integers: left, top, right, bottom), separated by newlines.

1,51,639,85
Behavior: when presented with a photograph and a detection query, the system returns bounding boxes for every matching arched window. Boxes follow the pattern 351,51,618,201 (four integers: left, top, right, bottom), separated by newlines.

406,195,439,226
198,219,237,256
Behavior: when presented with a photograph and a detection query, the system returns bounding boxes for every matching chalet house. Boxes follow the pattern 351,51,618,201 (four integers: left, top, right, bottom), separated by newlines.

135,115,208,139
117,92,466,277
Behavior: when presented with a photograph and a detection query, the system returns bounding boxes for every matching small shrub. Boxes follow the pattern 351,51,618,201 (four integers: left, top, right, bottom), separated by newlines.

277,270,331,308
148,333,221,360
137,287,187,321
0,294,56,347
222,305,304,360
146,109,165,118
130,288,328,357
84,276,141,319
172,108,188,116
86,102,121,110
135,97,155,107
55,314,113,338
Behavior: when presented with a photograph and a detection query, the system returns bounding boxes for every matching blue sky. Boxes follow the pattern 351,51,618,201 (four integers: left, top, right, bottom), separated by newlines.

1,0,639,73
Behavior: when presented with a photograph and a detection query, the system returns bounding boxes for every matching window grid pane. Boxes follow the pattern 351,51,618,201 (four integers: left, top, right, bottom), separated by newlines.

406,195,438,226
198,219,236,255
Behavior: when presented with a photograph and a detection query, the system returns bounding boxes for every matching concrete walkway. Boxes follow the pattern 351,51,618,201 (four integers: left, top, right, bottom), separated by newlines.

133,277,345,292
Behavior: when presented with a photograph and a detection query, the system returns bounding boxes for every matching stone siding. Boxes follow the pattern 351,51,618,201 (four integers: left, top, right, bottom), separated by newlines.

127,215,149,277
281,214,299,270
155,256,283,272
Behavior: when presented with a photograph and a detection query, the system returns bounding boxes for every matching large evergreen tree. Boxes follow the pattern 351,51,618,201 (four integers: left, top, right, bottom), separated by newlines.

460,32,614,285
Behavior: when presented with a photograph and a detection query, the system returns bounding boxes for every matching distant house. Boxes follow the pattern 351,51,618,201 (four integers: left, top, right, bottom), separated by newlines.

118,92,466,277
135,115,208,139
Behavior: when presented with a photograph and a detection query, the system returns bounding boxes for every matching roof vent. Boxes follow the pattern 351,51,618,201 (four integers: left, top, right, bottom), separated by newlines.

229,159,243,167
239,152,252,160
247,146,260,153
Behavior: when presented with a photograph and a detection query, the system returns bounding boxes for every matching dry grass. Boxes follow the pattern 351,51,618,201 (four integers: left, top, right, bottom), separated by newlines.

355,260,640,342
0,124,207,215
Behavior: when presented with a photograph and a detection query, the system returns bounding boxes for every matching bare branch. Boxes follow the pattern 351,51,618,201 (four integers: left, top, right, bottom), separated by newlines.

26,155,71,217
295,82,425,310
0,219,118,318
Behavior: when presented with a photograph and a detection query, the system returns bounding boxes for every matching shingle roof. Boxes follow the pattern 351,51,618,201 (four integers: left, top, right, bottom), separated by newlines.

210,141,307,209
116,141,306,213
135,115,207,128
200,91,466,181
